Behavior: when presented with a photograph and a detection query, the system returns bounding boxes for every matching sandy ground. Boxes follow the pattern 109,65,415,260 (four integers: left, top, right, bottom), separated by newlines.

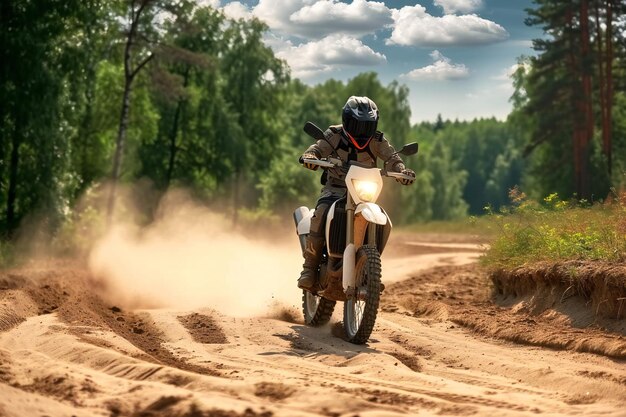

0,236,625,417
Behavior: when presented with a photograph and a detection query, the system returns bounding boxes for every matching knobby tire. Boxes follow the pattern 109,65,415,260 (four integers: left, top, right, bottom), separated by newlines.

343,245,381,344
302,291,336,327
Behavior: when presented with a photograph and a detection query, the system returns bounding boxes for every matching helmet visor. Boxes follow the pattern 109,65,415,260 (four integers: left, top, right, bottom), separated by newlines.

344,118,377,145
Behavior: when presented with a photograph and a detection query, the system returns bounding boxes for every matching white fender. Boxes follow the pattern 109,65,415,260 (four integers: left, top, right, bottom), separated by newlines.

325,201,338,249
296,207,314,235
355,202,388,225
342,243,355,291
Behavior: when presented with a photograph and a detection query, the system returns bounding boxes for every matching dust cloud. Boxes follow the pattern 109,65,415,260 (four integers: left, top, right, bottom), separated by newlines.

88,191,304,317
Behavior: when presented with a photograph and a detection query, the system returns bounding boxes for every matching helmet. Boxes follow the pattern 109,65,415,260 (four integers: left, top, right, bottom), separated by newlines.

342,96,379,149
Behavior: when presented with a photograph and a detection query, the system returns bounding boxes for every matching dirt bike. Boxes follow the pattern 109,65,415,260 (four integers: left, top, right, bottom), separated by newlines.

293,122,418,344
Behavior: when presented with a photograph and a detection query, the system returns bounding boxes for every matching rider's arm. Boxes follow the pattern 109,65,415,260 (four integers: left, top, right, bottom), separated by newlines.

370,133,406,172
303,128,337,159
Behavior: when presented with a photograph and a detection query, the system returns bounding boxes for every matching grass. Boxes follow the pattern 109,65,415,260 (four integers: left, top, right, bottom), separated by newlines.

481,189,626,269
400,216,495,240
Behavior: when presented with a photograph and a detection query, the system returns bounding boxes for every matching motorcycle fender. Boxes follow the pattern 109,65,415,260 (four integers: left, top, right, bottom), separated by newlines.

355,202,387,225
325,201,338,249
296,207,314,235
342,243,356,291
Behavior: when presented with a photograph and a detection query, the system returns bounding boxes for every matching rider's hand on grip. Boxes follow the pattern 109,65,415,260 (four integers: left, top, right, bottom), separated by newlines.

301,153,320,171
396,168,415,185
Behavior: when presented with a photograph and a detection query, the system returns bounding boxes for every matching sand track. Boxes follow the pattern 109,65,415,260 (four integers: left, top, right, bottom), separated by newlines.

0,239,625,416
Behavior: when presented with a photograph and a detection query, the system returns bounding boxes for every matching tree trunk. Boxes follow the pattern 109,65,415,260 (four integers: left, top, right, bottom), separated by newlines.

107,73,133,224
580,0,593,200
165,67,190,188
566,7,582,198
6,114,22,237
594,0,609,172
106,0,153,223
605,0,614,175
79,65,96,194
232,168,240,228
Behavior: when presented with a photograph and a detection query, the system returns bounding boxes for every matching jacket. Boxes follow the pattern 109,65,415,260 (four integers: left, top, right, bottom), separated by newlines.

304,125,406,193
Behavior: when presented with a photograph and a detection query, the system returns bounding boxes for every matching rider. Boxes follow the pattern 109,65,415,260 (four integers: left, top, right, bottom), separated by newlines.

298,96,415,290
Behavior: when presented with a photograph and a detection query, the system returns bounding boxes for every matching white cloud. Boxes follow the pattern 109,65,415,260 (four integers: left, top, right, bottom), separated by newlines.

215,1,507,48
252,0,312,34
401,50,469,81
434,0,483,15
388,5,508,46
221,2,252,20
254,0,392,39
289,0,393,37
272,35,387,78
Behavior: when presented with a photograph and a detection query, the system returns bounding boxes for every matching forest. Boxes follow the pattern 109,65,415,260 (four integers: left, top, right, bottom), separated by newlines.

1,0,625,243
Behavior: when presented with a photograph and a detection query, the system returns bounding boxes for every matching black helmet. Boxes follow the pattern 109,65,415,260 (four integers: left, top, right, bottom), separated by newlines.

342,96,379,149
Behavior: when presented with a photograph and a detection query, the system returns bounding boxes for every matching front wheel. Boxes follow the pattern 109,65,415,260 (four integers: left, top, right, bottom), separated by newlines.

302,291,336,326
343,245,382,344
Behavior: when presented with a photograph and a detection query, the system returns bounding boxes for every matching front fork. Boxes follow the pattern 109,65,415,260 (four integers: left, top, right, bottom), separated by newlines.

342,197,377,292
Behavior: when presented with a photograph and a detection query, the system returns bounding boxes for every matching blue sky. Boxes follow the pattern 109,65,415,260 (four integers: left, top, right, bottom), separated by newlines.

205,0,543,122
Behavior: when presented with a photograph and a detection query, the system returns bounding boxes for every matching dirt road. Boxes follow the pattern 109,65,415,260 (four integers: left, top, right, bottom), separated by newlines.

0,236,624,416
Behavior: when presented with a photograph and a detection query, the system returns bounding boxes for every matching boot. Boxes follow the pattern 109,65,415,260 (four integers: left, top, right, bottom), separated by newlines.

298,234,325,290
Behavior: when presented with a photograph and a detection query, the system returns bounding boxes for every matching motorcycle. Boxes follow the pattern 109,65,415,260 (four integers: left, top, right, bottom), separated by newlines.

293,121,418,344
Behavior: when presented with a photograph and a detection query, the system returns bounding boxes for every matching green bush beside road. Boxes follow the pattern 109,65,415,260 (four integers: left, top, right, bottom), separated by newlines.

482,190,626,269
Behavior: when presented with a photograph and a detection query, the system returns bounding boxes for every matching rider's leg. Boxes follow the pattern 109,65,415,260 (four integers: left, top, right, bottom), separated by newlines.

297,202,330,290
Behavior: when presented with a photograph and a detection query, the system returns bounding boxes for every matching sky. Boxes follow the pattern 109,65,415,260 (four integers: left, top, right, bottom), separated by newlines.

204,0,543,123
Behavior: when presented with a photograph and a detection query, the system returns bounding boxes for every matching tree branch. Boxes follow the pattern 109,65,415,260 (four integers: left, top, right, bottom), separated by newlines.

135,0,152,21
130,53,154,79
523,131,554,157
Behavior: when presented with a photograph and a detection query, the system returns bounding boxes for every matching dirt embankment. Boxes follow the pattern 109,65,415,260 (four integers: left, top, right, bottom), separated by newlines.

486,261,626,358
491,261,626,320
383,259,626,359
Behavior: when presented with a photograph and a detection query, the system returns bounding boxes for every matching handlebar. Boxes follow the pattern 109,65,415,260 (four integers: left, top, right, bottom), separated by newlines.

302,158,414,180
386,171,415,180
302,158,337,168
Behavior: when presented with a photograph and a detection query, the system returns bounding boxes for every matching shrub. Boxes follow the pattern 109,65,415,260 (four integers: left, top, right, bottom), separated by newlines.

481,189,626,269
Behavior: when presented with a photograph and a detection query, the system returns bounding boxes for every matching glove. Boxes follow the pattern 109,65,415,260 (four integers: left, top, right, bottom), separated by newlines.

300,153,319,171
396,168,415,185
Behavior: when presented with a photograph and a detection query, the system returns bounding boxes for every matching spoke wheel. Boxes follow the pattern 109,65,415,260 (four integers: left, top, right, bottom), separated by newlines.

302,291,335,327
343,245,381,344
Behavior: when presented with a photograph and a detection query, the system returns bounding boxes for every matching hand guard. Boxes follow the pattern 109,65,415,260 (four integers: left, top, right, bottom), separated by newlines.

300,153,319,171
396,168,415,186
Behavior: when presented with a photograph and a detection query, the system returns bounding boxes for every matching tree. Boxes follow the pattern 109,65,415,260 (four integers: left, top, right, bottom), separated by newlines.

65,0,116,198
138,5,222,191
220,17,289,225
107,0,159,221
519,0,625,200
427,139,468,220
0,0,87,237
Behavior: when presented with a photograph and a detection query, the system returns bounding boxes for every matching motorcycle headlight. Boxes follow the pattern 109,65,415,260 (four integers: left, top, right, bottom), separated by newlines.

352,179,379,202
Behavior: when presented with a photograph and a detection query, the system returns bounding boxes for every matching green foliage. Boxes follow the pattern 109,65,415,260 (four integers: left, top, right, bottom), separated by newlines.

257,146,319,211
94,61,160,180
0,240,16,268
410,117,524,217
52,203,106,256
2,0,624,248
0,0,91,235
426,138,468,220
482,191,626,269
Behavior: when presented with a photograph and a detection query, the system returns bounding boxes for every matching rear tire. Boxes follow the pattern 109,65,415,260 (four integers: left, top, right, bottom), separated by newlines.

343,245,381,344
302,291,336,327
